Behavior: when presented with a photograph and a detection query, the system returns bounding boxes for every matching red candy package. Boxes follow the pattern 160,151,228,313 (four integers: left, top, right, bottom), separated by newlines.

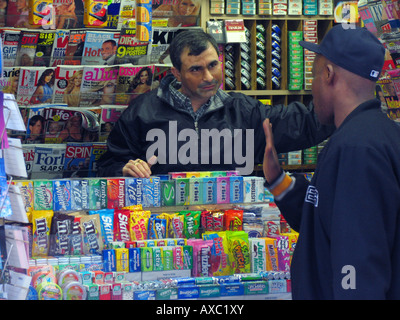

224,209,243,231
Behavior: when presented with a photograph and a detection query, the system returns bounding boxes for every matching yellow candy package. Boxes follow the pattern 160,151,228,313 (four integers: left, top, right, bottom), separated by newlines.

227,231,250,274
123,204,143,211
80,214,103,255
203,231,231,276
32,210,54,256
129,211,150,241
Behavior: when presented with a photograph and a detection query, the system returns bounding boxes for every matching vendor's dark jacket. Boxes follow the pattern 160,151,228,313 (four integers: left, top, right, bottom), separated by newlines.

97,74,334,177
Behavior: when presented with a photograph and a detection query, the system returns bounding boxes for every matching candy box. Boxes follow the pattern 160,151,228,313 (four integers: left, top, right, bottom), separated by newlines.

90,178,108,210
189,178,203,205
129,247,141,272
161,180,175,206
177,285,199,299
102,249,116,272
229,176,243,203
219,283,244,296
152,247,164,271
216,176,230,204
198,285,220,298
141,247,153,272
85,283,99,300
125,177,143,206
115,248,129,272
175,178,189,205
250,238,267,273
111,282,122,300
243,281,269,295
107,178,125,209
99,283,111,300
268,279,288,293
133,289,156,300
156,287,178,300
33,180,53,210
13,180,34,215
142,177,160,207
52,180,72,211
202,177,217,204
71,179,90,210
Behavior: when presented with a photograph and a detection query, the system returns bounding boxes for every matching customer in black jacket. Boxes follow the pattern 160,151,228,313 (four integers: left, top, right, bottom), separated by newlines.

263,25,400,299
97,29,333,178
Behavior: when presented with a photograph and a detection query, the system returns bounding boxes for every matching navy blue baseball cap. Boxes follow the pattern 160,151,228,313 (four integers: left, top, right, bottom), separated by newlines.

299,24,385,82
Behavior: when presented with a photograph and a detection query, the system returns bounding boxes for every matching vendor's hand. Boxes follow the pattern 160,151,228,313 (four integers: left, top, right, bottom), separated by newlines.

263,119,282,184
122,155,157,178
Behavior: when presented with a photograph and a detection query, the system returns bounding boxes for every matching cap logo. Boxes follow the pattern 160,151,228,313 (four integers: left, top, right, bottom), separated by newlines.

370,70,380,78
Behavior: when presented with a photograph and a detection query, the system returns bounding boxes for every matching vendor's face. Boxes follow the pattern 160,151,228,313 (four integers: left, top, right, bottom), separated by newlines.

312,54,334,125
172,44,222,105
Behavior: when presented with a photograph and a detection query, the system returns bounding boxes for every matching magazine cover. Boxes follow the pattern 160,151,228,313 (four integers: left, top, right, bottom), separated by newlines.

64,29,86,65
106,0,121,29
99,105,127,141
116,27,149,65
53,0,84,29
80,65,119,107
63,142,93,178
16,67,56,105
53,65,84,106
49,29,70,67
117,0,136,29
2,29,21,67
30,144,66,179
22,144,36,179
33,30,56,67
6,0,30,28
152,0,201,27
42,106,100,144
81,30,120,66
88,142,107,177
15,30,40,67
24,105,47,144
115,64,155,105
149,26,200,64
1,67,20,96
